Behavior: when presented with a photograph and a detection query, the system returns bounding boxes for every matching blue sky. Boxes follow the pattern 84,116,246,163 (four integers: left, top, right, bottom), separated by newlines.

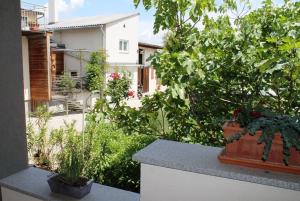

22,0,287,45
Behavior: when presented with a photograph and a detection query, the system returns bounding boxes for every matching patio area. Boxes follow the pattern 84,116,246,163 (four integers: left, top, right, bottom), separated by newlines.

1,0,299,201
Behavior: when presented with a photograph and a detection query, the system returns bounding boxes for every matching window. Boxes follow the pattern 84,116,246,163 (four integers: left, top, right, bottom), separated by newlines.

21,16,28,28
70,71,78,77
119,40,129,52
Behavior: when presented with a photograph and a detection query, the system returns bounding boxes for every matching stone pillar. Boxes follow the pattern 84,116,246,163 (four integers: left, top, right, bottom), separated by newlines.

0,0,28,187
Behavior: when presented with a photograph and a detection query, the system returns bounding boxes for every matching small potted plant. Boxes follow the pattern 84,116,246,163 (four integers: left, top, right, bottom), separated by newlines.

219,107,300,174
47,130,93,199
29,22,39,31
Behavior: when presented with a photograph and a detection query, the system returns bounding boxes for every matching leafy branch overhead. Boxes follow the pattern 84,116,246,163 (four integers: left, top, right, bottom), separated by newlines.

129,0,300,147
134,0,237,34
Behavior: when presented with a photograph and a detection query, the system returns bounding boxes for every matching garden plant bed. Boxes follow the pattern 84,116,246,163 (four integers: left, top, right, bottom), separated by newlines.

219,122,300,175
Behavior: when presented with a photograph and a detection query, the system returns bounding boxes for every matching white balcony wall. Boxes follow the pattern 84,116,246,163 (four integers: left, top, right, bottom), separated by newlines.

1,188,41,201
140,164,300,201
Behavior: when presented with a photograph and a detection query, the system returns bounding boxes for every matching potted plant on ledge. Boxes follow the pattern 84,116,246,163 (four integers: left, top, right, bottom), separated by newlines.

47,129,93,199
29,22,39,31
219,107,300,175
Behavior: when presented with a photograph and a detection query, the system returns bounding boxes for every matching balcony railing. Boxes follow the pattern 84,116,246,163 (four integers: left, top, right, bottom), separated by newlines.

21,1,46,31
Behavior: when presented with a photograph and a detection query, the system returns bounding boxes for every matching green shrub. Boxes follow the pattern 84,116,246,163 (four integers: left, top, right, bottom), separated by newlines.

56,122,86,185
27,105,53,168
83,120,156,192
130,0,300,147
86,51,107,93
59,74,76,95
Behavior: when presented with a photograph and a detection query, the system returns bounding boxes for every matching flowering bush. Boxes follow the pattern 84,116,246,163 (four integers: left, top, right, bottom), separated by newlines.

127,90,135,98
106,72,133,106
111,73,121,80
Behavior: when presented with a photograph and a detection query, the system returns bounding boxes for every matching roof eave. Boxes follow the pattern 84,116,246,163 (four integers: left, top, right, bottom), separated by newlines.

48,12,140,31
105,12,140,25
139,42,163,49
48,24,103,31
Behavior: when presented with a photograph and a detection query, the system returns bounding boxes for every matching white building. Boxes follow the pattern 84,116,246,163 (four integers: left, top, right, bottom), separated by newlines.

21,0,163,114
47,0,164,99
47,10,140,95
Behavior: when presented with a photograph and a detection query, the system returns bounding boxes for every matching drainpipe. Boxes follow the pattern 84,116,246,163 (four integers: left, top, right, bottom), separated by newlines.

100,24,106,50
99,24,106,100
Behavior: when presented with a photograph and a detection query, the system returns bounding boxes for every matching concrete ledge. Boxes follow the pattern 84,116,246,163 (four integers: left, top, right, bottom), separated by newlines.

0,167,139,201
133,140,300,191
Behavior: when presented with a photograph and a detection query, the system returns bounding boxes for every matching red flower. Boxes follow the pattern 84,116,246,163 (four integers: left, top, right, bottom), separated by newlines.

250,111,263,119
128,91,135,97
111,73,121,80
233,108,242,118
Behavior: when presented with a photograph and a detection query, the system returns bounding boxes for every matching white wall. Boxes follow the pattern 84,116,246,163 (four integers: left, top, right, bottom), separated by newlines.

140,47,155,67
148,68,157,94
53,28,103,51
140,164,300,201
105,15,139,64
52,28,104,74
1,187,42,201
139,47,159,94
22,36,31,114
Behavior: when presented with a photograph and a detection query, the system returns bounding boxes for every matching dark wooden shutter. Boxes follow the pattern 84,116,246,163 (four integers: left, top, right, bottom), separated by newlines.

28,34,51,101
143,67,149,92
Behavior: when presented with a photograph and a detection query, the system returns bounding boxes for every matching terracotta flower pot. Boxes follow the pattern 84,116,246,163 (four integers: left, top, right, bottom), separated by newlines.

218,121,300,175
30,25,39,31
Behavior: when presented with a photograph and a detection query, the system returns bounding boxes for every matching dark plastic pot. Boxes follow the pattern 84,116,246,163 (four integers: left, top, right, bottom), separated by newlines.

48,174,93,199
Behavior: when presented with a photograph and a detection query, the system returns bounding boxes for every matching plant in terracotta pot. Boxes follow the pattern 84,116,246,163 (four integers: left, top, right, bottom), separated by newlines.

219,107,300,175
47,126,93,199
29,22,39,31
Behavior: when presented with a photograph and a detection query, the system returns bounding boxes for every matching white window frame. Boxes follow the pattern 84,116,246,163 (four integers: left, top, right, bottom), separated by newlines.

119,40,129,53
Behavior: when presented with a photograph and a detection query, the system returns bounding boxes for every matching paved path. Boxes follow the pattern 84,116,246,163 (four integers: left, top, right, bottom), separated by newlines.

27,99,142,132
27,113,86,132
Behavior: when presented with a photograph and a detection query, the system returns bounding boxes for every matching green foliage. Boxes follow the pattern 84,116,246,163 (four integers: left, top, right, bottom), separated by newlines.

27,105,53,168
56,122,85,185
227,108,300,165
134,0,229,34
59,74,76,95
130,0,300,147
27,106,155,192
240,0,300,114
82,119,156,192
102,90,164,136
27,107,86,183
26,0,300,193
86,50,107,92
